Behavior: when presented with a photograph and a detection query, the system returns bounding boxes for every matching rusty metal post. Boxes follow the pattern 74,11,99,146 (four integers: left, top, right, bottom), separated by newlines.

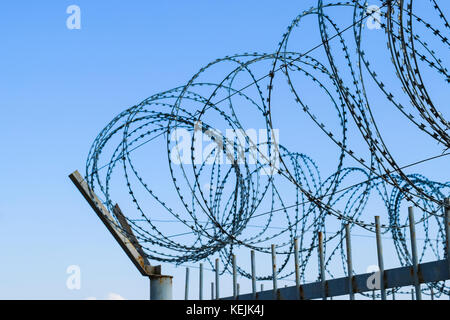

199,263,203,300
251,250,256,299
70,171,173,300
294,237,300,300
150,275,173,300
409,206,422,300
375,216,386,300
345,224,354,300
232,254,237,299
318,232,326,300
271,244,278,299
184,267,190,300
215,258,220,300
445,198,450,277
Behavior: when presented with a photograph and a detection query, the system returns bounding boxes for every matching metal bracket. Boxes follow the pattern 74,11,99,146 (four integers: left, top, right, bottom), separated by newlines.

69,170,162,276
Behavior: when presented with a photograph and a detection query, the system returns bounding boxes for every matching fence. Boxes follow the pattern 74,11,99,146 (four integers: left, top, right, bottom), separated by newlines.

70,170,450,300
185,198,450,300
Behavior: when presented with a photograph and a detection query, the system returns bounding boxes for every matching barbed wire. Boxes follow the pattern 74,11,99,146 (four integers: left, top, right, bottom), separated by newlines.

84,0,449,296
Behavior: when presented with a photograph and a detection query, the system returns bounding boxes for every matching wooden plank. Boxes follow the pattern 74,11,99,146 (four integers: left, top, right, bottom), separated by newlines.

69,170,160,276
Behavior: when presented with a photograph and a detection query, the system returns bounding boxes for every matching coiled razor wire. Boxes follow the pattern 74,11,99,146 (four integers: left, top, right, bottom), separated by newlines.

84,1,449,298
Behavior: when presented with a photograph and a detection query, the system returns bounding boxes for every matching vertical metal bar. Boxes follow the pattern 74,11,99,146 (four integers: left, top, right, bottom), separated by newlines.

271,244,278,299
184,267,190,300
375,216,386,300
199,263,203,300
261,284,264,292
215,258,220,300
211,282,214,300
411,288,415,300
294,237,300,300
345,224,354,300
318,232,326,300
444,198,450,277
408,206,422,300
237,283,240,297
430,287,434,300
150,275,173,300
251,250,256,299
372,289,375,300
232,254,237,299
392,289,395,300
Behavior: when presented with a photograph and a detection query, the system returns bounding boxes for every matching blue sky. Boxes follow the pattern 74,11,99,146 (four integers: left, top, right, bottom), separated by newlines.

0,1,448,300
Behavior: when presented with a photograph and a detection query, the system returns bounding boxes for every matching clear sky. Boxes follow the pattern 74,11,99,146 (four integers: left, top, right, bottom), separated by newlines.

0,1,448,300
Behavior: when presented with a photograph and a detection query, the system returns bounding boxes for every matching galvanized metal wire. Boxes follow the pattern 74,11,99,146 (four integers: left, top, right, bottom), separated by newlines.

84,0,449,297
